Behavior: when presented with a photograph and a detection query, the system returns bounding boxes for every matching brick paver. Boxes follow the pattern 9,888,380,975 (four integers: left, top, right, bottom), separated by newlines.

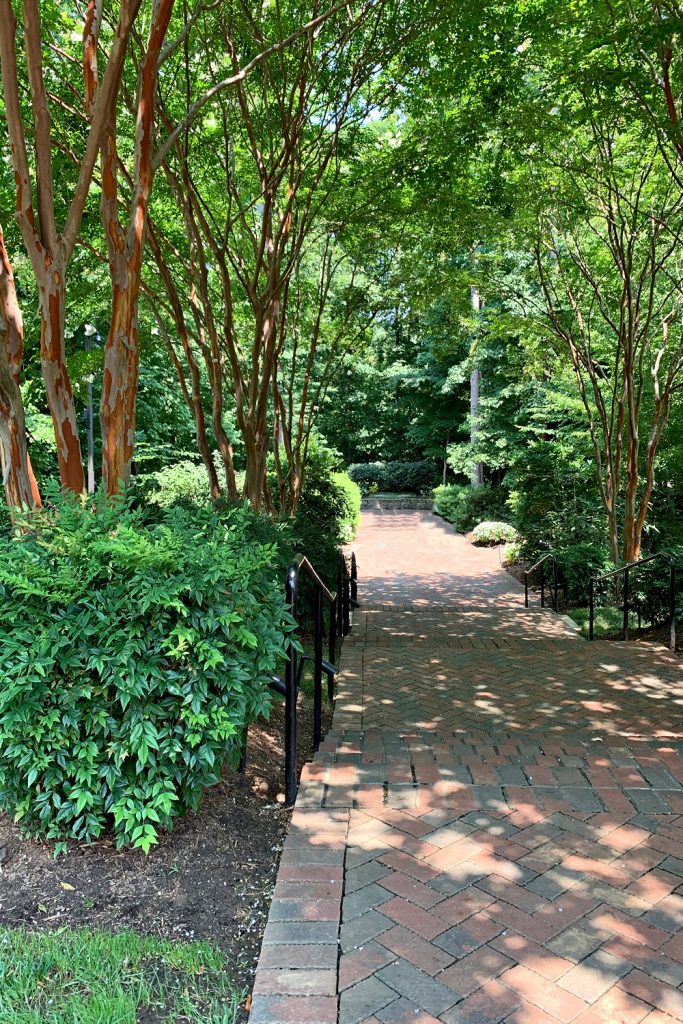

251,510,683,1023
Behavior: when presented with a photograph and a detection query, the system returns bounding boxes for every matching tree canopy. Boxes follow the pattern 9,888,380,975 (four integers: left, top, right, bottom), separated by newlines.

2,0,683,568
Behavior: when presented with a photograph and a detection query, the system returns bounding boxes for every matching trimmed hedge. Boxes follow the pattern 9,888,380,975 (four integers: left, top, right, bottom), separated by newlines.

332,472,362,541
348,461,436,495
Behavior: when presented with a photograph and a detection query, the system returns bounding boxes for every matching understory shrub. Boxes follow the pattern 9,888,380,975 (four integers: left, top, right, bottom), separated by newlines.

332,472,362,542
502,540,522,566
555,543,615,604
348,461,436,495
288,444,352,588
136,459,215,511
0,491,291,852
471,521,518,545
507,444,606,561
433,484,509,533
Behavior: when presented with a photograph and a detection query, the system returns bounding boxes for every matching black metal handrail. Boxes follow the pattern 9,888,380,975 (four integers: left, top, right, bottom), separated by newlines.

589,551,677,649
242,549,357,806
524,554,566,612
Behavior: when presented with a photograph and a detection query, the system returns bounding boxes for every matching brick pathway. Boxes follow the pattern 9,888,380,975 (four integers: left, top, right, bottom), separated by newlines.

250,511,683,1024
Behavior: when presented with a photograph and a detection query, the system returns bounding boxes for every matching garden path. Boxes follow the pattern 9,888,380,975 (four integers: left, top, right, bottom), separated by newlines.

250,510,683,1024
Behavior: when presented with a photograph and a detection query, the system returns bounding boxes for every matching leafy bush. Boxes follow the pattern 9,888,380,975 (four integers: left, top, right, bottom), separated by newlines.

433,484,509,533
0,491,290,852
507,443,606,562
555,542,615,604
471,521,518,545
138,460,215,511
502,540,522,566
332,472,362,542
348,461,436,495
289,444,352,588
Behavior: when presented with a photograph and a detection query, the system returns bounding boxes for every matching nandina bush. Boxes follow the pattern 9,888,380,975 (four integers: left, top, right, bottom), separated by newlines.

0,490,291,853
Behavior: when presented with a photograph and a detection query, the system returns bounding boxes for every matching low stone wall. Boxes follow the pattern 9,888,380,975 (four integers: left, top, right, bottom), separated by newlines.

361,495,434,511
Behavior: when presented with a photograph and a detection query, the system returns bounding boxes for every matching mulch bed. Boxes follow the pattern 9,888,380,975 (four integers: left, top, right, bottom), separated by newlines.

0,692,332,1019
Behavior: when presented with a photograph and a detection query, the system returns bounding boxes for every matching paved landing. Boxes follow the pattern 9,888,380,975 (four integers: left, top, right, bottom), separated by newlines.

250,511,683,1024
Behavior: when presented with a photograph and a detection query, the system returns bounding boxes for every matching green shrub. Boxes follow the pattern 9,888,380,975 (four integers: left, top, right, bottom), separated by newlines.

332,472,362,542
507,443,606,562
502,540,522,566
434,484,509,533
289,444,350,588
471,521,518,545
555,542,615,604
133,460,215,512
0,490,291,853
348,461,435,495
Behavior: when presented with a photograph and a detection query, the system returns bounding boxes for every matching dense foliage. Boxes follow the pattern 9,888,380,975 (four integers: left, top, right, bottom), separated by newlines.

433,484,509,534
348,461,436,495
0,493,291,851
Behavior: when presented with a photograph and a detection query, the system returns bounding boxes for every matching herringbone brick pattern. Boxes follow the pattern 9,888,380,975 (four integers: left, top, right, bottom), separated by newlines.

250,511,683,1024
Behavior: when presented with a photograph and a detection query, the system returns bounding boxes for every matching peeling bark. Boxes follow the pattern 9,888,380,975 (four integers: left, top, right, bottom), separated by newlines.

0,226,41,508
100,0,175,494
0,0,141,497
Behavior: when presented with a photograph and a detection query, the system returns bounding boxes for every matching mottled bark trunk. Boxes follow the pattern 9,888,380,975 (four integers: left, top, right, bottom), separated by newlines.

0,394,39,508
100,284,138,491
38,266,85,493
0,0,142,497
0,359,38,508
99,0,175,494
242,428,271,510
212,400,238,499
0,226,40,508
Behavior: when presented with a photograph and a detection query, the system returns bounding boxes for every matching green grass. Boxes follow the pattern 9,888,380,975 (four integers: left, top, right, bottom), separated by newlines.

0,927,244,1024
568,605,632,639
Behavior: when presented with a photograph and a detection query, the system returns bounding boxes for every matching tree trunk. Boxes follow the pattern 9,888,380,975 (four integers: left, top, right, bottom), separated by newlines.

38,266,85,493
242,427,271,510
0,356,39,509
100,285,138,491
0,226,40,509
469,284,484,488
99,0,175,495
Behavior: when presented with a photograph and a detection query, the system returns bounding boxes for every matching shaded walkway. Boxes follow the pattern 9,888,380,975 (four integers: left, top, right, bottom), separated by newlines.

250,511,683,1024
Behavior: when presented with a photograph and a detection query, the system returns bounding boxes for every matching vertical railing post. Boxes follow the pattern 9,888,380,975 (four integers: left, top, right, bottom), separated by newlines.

329,596,337,674
589,578,594,641
351,552,358,606
670,560,677,652
284,567,298,807
313,588,324,750
623,567,630,641
524,572,529,608
540,560,545,608
337,553,344,639
343,558,351,636
238,727,248,773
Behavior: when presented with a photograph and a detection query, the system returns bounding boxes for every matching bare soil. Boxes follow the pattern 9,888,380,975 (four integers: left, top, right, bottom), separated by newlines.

0,692,332,1019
